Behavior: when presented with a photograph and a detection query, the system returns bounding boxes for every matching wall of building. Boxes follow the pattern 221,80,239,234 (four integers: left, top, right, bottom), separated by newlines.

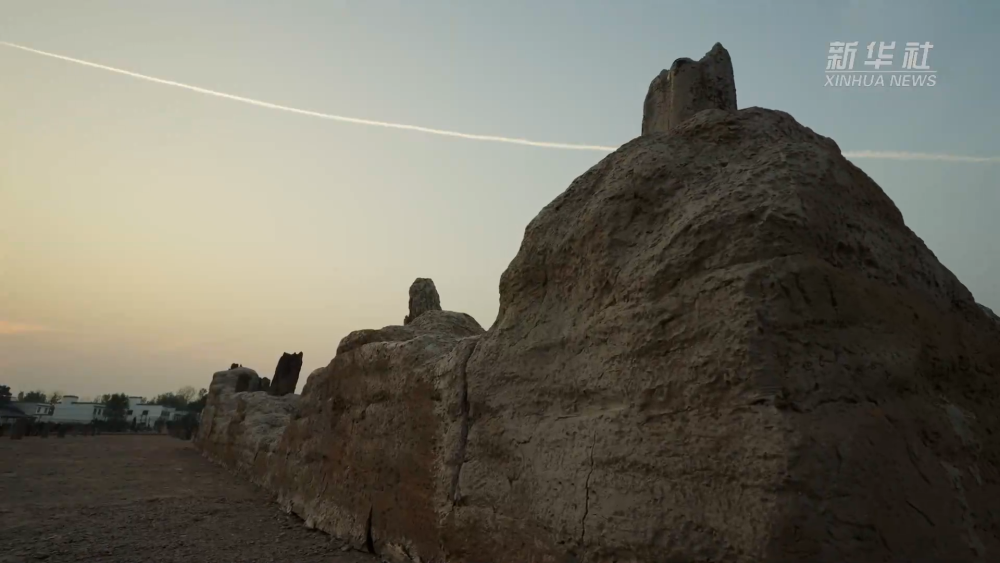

9,395,192,428
10,402,52,419
126,404,175,428
38,396,105,424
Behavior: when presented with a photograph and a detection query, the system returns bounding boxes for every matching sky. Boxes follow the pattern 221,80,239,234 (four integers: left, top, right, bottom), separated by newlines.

1,0,997,399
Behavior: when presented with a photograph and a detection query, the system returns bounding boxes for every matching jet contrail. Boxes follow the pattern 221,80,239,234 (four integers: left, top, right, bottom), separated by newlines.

842,151,1000,163
0,41,618,152
2,41,998,163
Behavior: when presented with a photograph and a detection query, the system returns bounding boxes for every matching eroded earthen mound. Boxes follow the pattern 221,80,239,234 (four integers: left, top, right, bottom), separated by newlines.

196,44,1000,563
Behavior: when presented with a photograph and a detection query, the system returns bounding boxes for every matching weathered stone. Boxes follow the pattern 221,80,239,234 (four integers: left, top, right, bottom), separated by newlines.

232,368,261,393
268,309,485,557
979,303,1000,324
642,42,737,135
403,278,442,325
443,106,1000,563
194,46,1000,563
268,352,303,397
260,377,271,393
195,368,299,482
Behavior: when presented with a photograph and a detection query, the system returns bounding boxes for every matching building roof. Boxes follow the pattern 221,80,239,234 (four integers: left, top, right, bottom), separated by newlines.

0,404,27,418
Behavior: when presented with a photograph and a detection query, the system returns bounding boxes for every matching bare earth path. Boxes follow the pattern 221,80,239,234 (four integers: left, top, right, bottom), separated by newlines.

0,435,375,563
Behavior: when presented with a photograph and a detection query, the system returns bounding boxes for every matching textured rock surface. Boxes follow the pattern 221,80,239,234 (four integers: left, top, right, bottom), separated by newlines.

980,303,1000,324
230,367,261,393
642,42,737,135
448,107,1000,563
195,367,299,485
195,47,1000,563
269,352,303,396
268,309,485,559
403,278,442,325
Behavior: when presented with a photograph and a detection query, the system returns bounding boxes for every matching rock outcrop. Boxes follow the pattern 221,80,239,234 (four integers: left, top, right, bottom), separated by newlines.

447,106,1000,562
980,303,1000,324
642,42,737,135
194,366,299,482
231,367,261,393
269,309,484,559
403,278,442,325
269,352,303,396
196,45,1000,563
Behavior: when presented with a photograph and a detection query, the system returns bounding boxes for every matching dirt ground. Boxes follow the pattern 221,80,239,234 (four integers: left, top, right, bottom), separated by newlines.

0,435,376,563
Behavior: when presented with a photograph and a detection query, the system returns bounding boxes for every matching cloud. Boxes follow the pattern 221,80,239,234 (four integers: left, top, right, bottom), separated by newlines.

0,321,51,335
1,41,997,164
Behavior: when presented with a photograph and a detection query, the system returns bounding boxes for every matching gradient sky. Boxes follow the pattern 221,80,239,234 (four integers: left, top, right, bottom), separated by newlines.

1,0,997,399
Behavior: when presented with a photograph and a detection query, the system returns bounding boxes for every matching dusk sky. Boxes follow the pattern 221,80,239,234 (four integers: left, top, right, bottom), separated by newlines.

1,0,997,398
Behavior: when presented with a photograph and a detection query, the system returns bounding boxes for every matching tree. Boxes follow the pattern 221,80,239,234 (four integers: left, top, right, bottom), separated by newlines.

102,393,130,421
187,396,207,413
177,386,197,403
198,388,207,399
150,387,201,410
17,391,24,401
150,392,187,410
22,391,47,403
48,391,63,404
0,385,11,404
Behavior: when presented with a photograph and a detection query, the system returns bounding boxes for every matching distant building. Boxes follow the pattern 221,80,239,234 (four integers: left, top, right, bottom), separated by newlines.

125,397,187,428
9,402,53,419
0,404,29,425
11,395,191,429
37,395,105,424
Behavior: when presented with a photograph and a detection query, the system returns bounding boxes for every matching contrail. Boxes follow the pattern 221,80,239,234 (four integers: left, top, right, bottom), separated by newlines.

0,41,618,152
842,151,1000,163
2,41,998,163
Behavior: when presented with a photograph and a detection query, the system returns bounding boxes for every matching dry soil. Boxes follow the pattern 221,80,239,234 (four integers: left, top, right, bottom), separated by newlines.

0,435,375,563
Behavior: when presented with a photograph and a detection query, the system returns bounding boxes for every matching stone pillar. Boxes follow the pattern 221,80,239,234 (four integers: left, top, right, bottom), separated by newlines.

404,278,442,325
642,42,737,135
269,352,303,397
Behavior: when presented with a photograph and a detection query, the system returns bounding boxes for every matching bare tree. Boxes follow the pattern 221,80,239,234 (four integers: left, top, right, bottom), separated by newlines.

177,386,197,403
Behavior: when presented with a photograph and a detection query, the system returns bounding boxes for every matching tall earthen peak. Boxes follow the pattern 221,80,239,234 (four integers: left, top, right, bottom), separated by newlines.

642,42,737,134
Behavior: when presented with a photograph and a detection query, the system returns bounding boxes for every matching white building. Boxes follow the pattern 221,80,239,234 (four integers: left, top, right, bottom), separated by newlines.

125,397,184,428
10,402,53,419
20,395,191,429
38,395,106,424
